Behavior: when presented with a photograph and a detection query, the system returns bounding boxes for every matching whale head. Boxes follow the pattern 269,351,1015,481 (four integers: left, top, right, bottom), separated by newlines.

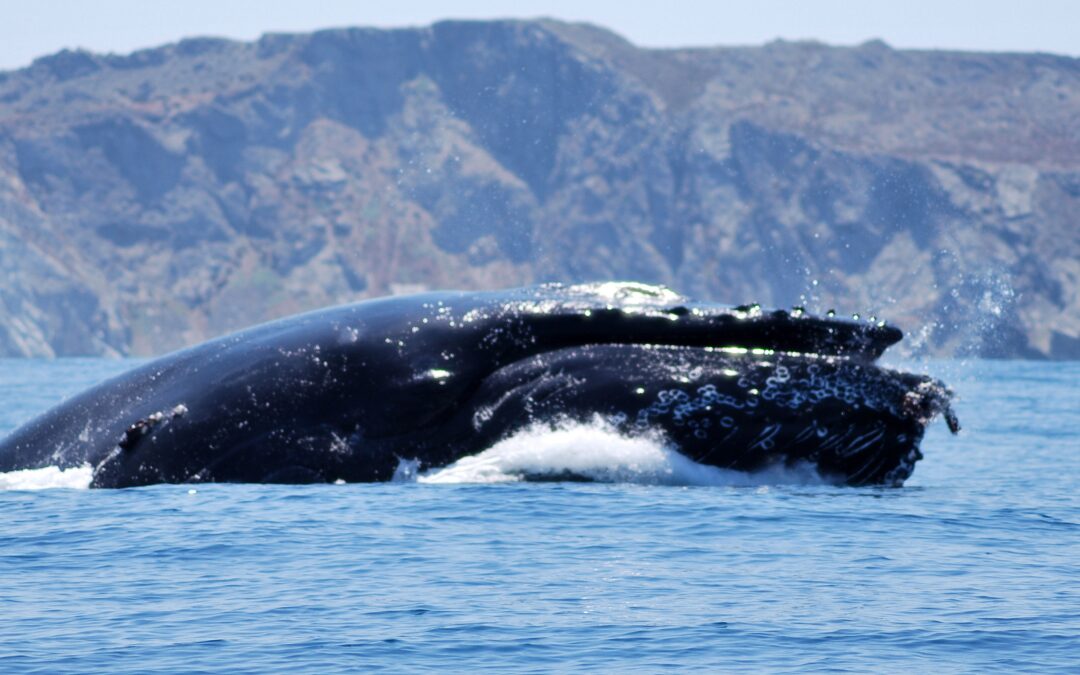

0,283,956,487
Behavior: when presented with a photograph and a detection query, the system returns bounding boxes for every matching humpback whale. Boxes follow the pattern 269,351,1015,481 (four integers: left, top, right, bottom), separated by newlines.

0,283,958,488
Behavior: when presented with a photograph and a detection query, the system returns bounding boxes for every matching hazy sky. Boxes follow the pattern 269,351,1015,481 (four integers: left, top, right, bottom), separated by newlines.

1,0,1075,71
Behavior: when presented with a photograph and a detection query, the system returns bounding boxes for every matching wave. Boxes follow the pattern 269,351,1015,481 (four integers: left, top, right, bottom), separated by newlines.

0,464,92,490
411,417,834,487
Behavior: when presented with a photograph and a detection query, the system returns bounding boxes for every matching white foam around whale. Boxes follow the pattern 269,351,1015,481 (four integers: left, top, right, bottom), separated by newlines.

0,464,93,490
415,417,833,487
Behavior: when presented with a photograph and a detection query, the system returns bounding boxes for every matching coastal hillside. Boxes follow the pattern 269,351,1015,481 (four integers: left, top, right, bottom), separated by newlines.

0,20,1077,357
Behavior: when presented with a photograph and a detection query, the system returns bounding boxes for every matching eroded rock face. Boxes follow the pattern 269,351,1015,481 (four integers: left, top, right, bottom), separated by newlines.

0,21,1076,358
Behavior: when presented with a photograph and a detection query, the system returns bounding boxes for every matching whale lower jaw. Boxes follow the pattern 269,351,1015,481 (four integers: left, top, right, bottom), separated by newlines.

462,344,955,488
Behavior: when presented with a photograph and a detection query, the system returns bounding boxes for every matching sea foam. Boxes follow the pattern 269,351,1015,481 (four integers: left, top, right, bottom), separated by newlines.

0,464,93,490
415,417,832,487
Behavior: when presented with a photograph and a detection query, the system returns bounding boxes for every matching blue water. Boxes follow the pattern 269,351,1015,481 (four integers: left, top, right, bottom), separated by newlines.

1,359,1077,672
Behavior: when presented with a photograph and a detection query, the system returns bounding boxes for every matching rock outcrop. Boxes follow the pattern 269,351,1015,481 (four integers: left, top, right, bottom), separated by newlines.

0,21,1077,357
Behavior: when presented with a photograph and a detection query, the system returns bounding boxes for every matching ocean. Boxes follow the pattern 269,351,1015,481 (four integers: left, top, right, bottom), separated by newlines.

1,358,1077,672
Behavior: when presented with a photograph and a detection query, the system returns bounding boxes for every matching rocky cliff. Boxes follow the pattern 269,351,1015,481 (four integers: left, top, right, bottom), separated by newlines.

0,20,1077,358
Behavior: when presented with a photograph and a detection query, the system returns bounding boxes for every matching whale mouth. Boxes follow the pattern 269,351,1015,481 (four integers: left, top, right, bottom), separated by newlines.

464,336,958,487
515,283,958,430
436,284,959,486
